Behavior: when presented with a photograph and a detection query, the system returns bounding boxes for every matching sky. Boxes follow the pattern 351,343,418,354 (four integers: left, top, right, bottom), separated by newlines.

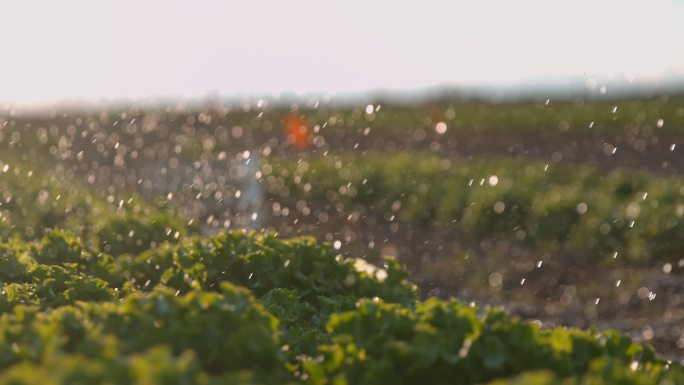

1,0,684,104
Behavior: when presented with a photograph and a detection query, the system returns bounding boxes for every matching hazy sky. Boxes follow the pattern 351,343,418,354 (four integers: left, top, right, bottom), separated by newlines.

1,0,683,104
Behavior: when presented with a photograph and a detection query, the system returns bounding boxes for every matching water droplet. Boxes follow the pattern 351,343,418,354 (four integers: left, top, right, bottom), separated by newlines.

488,272,503,289
576,202,588,214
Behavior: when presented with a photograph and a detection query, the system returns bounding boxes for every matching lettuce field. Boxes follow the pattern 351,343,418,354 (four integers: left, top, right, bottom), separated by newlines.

1,95,684,384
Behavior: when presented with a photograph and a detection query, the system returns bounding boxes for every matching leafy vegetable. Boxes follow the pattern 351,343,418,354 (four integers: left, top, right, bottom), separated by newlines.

0,230,680,384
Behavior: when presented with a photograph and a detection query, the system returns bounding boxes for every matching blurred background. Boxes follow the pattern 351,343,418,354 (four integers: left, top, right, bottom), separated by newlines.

2,0,684,358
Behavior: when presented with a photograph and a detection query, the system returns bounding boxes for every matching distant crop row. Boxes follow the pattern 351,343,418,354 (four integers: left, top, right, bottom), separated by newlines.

0,157,191,254
2,96,682,157
4,146,683,267
304,95,684,136
0,230,681,384
267,152,684,266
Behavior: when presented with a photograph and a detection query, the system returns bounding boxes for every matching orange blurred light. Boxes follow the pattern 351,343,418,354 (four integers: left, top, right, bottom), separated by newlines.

283,114,311,150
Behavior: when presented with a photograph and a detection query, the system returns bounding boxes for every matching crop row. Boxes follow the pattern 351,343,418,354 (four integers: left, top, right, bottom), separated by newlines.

267,152,684,266
0,230,681,384
2,96,682,142
4,147,683,267
0,157,190,254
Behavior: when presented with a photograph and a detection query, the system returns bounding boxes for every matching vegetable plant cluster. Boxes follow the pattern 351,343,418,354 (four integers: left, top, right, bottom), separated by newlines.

0,229,682,384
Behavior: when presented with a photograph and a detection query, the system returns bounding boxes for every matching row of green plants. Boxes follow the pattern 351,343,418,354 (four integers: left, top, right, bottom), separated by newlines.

267,152,684,265
3,95,681,141
0,229,681,384
296,95,684,136
5,123,683,270
0,157,190,254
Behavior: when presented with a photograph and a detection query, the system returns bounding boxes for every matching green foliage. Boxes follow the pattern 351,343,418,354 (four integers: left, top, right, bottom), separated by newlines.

117,231,416,356
485,358,684,385
271,153,684,265
0,347,205,385
0,230,680,384
0,232,123,311
259,288,323,357
90,283,283,373
0,243,27,282
0,160,190,256
96,213,187,256
303,299,666,385
0,283,286,384
0,265,116,311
